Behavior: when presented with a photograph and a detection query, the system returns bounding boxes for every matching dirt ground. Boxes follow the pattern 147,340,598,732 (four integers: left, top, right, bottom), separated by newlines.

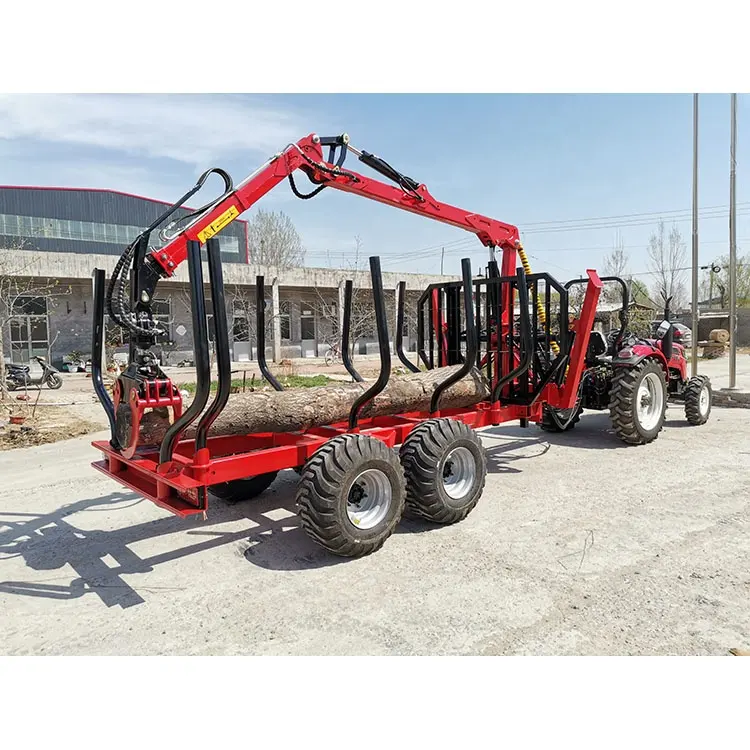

1,402,748,656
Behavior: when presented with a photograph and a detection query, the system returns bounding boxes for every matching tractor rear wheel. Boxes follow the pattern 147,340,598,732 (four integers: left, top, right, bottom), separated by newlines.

399,418,487,524
210,471,278,503
609,359,667,445
295,434,405,557
684,375,712,425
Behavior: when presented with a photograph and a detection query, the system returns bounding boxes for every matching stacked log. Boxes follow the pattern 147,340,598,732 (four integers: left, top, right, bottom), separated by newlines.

140,365,491,445
699,328,730,359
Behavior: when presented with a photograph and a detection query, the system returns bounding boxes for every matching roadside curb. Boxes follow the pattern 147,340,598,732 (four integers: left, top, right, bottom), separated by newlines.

713,391,750,409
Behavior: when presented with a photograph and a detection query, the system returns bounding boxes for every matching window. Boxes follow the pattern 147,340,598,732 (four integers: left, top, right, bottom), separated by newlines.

0,212,246,262
279,301,290,341
220,237,240,256
13,296,48,315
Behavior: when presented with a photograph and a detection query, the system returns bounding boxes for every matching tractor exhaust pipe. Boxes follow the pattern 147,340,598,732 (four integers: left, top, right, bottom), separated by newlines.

661,295,674,361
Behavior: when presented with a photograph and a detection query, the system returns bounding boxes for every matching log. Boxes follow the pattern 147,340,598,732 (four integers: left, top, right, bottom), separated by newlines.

140,365,490,444
698,341,727,359
709,328,730,343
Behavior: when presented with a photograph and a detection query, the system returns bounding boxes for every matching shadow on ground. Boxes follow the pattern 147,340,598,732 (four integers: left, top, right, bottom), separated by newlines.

483,412,627,453
0,476,348,609
1,410,687,610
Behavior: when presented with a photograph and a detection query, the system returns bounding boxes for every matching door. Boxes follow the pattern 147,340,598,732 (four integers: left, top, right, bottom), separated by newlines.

300,305,316,358
8,296,49,363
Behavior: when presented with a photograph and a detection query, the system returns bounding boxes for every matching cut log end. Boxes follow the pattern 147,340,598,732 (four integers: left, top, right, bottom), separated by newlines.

709,328,730,343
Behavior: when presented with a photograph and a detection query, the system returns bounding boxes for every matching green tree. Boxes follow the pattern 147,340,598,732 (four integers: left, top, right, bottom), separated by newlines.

701,253,750,308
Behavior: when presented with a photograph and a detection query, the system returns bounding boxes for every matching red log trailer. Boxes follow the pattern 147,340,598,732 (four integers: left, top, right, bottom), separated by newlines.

89,131,708,558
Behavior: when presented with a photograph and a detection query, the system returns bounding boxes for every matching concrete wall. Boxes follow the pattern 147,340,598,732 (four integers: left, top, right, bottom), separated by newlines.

8,249,453,292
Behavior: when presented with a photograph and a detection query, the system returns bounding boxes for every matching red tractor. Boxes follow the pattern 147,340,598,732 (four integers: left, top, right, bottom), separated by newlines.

540,277,712,444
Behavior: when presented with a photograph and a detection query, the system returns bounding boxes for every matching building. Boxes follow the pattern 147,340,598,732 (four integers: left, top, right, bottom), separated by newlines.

0,186,248,264
0,186,446,369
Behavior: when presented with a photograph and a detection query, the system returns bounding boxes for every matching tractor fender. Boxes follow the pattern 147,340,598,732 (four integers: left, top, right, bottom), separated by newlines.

611,344,669,374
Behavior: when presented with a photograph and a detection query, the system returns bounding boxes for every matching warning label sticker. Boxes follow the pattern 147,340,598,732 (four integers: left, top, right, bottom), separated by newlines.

197,206,240,243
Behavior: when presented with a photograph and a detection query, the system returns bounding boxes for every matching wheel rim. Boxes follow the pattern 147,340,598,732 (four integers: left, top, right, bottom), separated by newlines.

636,372,664,431
346,468,392,530
441,447,476,500
699,384,710,415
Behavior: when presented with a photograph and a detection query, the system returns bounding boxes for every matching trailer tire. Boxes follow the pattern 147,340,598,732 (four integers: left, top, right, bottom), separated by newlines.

295,434,405,558
399,418,486,524
609,358,667,445
684,375,712,425
210,471,279,503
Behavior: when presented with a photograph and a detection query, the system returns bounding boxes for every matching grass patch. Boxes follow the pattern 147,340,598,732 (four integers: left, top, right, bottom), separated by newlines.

177,373,332,394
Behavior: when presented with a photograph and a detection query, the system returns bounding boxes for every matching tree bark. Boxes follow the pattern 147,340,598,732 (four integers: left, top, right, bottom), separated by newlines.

140,365,490,444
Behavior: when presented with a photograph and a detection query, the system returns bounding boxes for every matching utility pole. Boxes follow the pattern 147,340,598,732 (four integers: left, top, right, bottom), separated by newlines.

728,93,738,389
440,247,445,275
691,93,699,376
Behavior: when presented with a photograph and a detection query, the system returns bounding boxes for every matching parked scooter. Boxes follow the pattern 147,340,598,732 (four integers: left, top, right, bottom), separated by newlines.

4,356,63,391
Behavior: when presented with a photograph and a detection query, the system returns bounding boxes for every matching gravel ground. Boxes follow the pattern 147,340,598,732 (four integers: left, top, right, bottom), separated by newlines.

1,403,748,656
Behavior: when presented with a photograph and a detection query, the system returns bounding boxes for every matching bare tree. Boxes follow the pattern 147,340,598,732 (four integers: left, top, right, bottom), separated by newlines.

646,221,687,308
226,281,279,352
0,238,71,399
603,230,630,278
248,209,305,269
309,236,377,359
600,231,631,304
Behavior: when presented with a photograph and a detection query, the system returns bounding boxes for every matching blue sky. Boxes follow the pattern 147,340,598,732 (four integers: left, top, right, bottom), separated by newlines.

0,93,746,286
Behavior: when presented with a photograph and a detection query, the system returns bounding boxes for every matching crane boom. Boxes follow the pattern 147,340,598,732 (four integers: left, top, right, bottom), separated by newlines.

146,133,520,279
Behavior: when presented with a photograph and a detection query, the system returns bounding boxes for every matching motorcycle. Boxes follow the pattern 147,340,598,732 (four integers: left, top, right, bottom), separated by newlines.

4,356,63,391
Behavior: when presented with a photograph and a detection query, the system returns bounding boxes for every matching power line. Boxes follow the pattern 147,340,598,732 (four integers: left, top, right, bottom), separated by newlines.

379,202,750,261
517,201,750,228
522,208,750,235
301,201,750,272
309,207,750,265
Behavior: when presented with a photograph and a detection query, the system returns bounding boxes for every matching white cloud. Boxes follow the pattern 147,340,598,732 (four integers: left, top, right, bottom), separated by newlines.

0,94,314,167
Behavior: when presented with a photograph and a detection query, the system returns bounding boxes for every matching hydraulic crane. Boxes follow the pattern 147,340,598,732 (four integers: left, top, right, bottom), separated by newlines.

103,132,538,457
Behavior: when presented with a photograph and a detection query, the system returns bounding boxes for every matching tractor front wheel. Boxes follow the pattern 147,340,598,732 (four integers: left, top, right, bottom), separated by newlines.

684,375,712,425
295,434,405,557
609,359,667,445
539,402,583,433
399,418,487,524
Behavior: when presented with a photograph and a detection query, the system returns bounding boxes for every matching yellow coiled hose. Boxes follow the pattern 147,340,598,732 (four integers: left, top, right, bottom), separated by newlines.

517,243,560,356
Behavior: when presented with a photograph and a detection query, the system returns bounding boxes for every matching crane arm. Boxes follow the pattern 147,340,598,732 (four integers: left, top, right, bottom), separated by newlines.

145,133,520,278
